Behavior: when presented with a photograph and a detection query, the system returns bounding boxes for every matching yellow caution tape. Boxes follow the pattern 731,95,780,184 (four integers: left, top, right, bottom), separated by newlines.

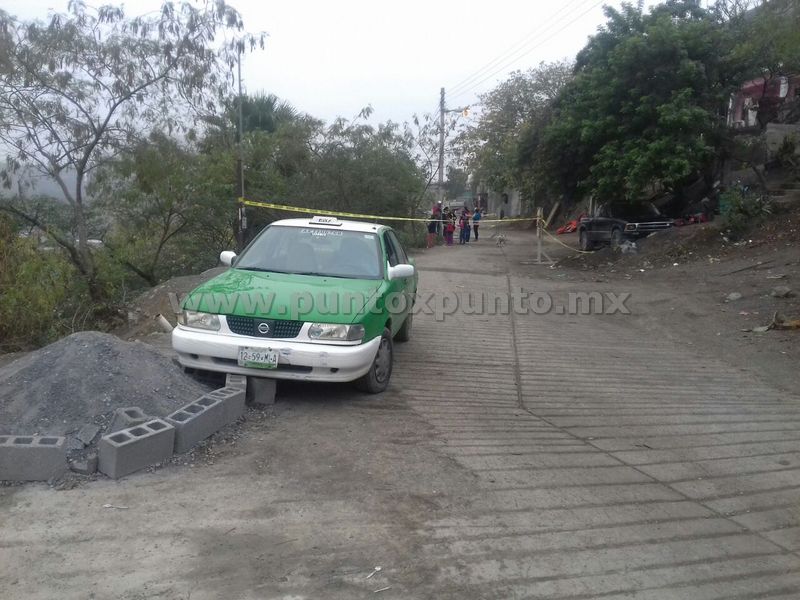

241,197,593,254
540,227,592,254
240,197,539,224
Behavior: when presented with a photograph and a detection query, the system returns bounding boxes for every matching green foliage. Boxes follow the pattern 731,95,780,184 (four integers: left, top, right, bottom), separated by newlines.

0,0,263,299
445,166,469,200
85,92,427,286
0,216,86,351
91,133,236,285
539,2,734,204
473,0,800,209
720,186,773,238
775,134,798,168
721,0,800,121
394,225,427,250
458,61,573,195
224,110,426,241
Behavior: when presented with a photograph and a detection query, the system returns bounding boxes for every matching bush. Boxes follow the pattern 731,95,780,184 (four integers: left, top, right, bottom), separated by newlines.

720,187,772,240
775,134,798,169
394,223,428,250
0,218,89,351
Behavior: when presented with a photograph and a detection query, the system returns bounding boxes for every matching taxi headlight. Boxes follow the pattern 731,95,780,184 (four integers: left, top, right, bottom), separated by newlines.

178,311,220,331
308,323,365,341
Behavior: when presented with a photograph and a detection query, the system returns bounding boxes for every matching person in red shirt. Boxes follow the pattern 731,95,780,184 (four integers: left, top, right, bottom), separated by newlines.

445,219,455,246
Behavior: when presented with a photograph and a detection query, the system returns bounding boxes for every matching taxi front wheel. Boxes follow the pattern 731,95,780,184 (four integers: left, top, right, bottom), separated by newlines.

355,328,393,394
394,313,412,342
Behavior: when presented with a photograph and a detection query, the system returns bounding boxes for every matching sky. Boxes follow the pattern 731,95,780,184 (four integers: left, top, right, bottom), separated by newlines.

4,0,662,125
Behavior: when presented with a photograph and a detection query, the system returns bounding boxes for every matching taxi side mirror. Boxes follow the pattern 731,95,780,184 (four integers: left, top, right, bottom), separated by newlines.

220,250,237,266
388,263,415,280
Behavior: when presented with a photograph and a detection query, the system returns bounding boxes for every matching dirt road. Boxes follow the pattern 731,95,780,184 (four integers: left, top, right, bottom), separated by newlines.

2,229,800,599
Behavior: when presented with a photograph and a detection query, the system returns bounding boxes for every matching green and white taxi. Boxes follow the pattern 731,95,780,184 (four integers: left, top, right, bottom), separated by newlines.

172,216,417,393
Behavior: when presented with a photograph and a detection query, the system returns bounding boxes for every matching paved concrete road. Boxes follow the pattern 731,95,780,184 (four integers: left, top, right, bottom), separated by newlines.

2,230,800,599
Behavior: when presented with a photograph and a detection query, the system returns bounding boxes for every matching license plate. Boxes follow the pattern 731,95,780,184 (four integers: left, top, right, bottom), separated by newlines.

238,347,278,369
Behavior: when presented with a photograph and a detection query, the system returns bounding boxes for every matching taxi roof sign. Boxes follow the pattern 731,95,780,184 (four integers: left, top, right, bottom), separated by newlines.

310,215,342,226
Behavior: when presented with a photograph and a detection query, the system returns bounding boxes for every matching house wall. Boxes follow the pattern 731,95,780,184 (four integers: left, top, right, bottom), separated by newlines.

728,75,800,128
484,189,523,218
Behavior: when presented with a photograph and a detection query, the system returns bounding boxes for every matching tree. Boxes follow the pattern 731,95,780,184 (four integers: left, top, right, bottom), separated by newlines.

0,1,263,299
445,165,468,200
540,1,742,204
91,134,236,286
458,61,573,196
300,114,424,219
203,91,302,149
721,0,800,127
0,214,80,350
238,92,299,134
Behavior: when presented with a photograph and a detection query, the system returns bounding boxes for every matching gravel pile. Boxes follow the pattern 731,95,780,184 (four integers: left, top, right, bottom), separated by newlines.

0,332,210,443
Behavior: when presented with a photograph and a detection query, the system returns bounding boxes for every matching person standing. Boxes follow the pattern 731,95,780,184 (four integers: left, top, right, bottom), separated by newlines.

459,209,470,244
472,207,481,241
426,215,438,249
432,201,443,236
445,219,455,246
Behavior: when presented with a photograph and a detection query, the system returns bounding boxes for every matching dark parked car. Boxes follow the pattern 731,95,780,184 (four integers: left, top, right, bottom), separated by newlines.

579,202,673,251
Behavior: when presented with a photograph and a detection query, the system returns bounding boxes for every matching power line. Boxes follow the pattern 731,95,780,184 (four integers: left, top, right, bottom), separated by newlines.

451,0,605,101
447,0,591,96
450,0,606,101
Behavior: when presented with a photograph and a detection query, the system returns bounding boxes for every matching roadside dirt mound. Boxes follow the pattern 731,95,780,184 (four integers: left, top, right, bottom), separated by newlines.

560,203,800,273
0,331,209,439
561,221,728,271
117,267,226,340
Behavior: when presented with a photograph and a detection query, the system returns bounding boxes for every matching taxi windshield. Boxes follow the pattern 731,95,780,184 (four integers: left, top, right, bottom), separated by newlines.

235,225,383,280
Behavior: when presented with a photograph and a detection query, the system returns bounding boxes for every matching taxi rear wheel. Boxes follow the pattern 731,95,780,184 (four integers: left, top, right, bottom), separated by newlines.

355,328,393,394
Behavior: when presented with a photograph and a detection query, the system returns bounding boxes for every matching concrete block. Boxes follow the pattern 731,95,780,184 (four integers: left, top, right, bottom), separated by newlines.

246,376,276,406
76,423,101,446
166,387,245,454
166,396,225,454
225,373,247,391
108,406,149,433
206,386,246,422
70,453,98,475
98,419,175,479
0,435,67,482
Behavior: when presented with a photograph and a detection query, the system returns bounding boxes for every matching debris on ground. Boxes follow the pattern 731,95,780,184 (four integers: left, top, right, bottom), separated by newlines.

773,313,800,330
726,292,743,303
556,218,581,234
771,286,794,298
116,267,226,340
742,312,800,333
0,331,212,475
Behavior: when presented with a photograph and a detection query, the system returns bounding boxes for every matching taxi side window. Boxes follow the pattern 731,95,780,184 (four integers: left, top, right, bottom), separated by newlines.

384,232,400,267
387,231,408,264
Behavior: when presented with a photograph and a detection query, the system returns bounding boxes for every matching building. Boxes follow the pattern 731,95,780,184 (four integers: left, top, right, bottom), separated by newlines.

728,75,800,129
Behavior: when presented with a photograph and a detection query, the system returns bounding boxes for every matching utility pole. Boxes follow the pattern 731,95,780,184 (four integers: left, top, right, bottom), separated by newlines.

438,87,445,205
236,48,246,251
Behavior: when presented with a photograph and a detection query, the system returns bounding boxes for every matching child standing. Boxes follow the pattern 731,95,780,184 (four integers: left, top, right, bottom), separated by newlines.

445,219,455,246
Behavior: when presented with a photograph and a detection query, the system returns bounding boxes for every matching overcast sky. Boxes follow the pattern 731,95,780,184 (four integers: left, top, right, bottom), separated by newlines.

6,0,662,125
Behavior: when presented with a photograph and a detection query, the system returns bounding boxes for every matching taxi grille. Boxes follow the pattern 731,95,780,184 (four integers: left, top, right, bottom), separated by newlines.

225,316,303,338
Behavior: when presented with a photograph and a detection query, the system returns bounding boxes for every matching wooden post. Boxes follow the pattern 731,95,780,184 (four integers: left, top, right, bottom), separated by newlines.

536,206,555,265
537,207,543,263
